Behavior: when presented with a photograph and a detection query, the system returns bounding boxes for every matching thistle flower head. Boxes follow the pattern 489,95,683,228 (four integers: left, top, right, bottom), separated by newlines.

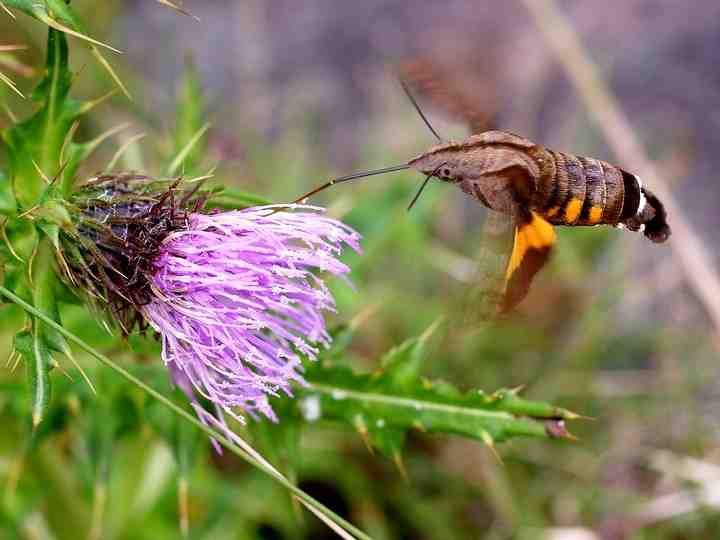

61,174,360,422
144,205,359,420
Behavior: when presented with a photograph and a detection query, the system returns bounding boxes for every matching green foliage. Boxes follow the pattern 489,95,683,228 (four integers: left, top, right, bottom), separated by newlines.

2,5,711,539
1,15,576,469
298,324,576,463
208,186,273,209
2,0,127,96
16,323,51,429
0,29,94,432
0,169,16,215
4,0,92,39
169,57,208,176
2,28,73,207
143,370,203,480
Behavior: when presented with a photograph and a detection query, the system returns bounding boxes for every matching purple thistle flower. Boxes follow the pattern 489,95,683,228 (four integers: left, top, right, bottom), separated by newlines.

60,174,360,425
143,205,360,421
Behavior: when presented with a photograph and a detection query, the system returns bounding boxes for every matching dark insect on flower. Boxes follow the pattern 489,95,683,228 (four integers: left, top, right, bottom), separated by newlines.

60,173,361,422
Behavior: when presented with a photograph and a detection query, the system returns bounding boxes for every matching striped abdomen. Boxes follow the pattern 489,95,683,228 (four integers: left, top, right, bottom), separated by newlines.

407,130,670,243
534,150,641,227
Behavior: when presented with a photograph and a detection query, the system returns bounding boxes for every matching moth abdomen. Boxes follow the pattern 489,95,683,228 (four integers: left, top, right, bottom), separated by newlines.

537,151,625,227
532,148,670,242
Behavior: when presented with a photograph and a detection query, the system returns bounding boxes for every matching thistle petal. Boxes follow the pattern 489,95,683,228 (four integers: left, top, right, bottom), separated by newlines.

142,205,361,420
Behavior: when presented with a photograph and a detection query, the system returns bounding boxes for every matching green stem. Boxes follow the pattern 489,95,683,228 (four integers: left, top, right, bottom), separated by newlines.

0,285,371,540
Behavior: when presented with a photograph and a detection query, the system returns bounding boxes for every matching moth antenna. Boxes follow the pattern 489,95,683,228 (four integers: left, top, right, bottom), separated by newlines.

407,162,446,211
400,79,442,142
293,164,410,203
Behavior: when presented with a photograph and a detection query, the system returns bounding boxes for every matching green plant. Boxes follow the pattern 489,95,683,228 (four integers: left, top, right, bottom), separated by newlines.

0,6,580,539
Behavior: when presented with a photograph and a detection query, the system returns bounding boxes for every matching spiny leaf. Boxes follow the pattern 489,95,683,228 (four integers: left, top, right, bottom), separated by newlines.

12,238,96,429
302,331,579,458
3,0,118,51
2,28,74,208
0,218,36,303
31,239,66,353
1,0,129,99
20,239,61,430
30,237,95,395
15,324,52,430
3,29,119,210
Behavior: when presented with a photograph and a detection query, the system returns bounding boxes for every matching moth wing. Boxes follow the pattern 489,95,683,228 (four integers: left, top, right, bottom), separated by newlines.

459,210,515,324
501,210,556,313
399,58,496,134
459,208,556,324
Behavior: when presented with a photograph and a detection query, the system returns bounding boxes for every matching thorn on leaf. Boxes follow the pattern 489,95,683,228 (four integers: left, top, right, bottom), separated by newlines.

480,430,502,464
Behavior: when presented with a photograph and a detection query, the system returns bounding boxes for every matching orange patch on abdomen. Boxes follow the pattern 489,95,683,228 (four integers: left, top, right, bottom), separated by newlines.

587,206,603,224
563,198,583,224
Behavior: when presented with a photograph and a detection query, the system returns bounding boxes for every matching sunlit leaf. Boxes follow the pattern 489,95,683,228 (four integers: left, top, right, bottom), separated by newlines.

301,329,579,458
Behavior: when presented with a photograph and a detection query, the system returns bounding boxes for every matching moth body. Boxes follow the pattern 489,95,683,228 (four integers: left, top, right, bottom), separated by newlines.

408,130,670,243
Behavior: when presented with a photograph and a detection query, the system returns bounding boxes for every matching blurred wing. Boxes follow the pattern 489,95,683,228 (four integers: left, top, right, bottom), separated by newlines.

501,210,556,313
461,209,556,323
461,210,515,323
400,58,496,134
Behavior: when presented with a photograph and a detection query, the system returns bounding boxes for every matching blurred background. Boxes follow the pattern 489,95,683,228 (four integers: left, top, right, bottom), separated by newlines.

1,1,719,539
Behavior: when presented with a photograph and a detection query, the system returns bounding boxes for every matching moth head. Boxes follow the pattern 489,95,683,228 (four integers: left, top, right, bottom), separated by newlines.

408,150,461,183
